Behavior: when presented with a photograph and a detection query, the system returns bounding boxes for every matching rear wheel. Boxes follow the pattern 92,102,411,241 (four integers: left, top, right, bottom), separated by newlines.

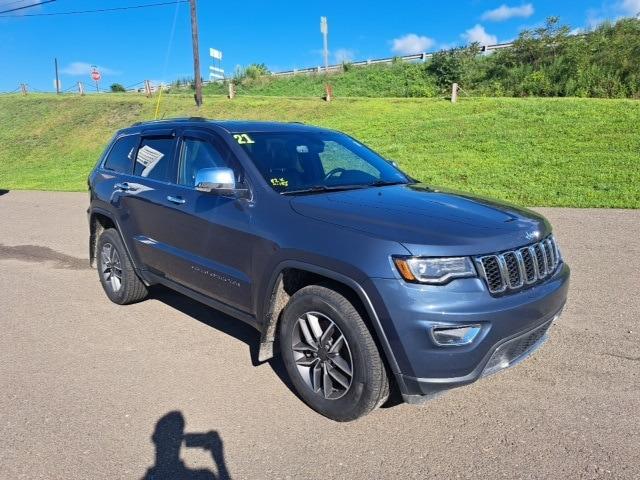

97,228,148,305
279,285,389,421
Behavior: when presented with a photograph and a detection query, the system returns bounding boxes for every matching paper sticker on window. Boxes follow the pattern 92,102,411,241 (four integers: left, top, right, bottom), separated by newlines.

270,177,288,187
136,145,164,177
296,145,309,153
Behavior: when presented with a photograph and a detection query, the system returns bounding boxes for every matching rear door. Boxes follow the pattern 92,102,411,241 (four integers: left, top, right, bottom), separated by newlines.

113,130,183,275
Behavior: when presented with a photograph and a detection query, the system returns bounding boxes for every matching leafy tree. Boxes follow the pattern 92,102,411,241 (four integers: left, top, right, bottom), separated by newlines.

109,83,126,92
245,63,270,79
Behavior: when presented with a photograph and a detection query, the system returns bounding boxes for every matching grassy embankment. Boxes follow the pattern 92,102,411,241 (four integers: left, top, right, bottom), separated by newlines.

0,93,638,208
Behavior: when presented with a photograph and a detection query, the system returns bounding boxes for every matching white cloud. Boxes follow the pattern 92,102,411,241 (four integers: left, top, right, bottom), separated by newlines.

584,0,640,30
60,62,120,76
481,3,534,22
334,48,355,64
391,33,436,55
462,24,498,45
620,0,640,15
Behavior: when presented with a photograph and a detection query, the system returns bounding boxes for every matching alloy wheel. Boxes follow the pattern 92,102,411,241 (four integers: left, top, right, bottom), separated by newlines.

291,311,353,400
101,242,123,292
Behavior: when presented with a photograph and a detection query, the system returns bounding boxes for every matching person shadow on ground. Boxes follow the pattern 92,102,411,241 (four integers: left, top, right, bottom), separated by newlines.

142,411,230,480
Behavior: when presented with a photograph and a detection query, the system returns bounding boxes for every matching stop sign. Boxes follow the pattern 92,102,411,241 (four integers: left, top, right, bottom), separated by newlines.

91,69,101,81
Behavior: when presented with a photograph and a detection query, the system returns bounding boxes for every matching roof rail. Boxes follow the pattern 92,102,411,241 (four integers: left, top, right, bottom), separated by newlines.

131,116,209,126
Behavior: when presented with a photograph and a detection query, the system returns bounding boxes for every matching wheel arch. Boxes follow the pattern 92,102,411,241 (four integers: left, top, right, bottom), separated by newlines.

258,261,401,376
89,208,143,280
89,209,116,268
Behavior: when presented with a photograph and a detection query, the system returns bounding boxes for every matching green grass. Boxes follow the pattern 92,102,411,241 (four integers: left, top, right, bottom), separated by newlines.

202,64,439,98
0,93,638,207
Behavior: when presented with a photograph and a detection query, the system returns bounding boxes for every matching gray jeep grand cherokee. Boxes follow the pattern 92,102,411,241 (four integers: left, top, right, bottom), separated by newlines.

88,118,570,421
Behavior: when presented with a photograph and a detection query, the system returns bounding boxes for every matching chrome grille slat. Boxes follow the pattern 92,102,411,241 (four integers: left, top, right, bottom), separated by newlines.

477,236,561,295
534,243,547,278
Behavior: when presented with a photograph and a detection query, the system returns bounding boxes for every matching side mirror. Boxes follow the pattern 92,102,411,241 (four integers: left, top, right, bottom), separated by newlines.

195,167,236,192
194,167,250,199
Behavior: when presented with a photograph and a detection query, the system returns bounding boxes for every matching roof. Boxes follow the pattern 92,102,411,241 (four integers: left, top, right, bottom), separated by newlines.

124,118,330,135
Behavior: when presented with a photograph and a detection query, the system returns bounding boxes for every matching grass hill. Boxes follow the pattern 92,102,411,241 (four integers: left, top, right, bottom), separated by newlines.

0,93,638,208
202,17,640,100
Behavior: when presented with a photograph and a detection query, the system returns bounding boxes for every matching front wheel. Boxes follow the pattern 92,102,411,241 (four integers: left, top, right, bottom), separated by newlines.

279,285,389,421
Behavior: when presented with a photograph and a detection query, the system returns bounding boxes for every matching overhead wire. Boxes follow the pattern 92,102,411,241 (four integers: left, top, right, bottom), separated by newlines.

0,0,188,17
154,0,181,119
0,0,55,15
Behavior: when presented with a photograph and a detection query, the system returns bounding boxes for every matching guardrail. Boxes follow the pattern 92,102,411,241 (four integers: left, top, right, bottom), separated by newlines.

271,41,515,77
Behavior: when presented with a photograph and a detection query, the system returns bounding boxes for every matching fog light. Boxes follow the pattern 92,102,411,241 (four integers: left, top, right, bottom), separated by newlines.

430,324,482,346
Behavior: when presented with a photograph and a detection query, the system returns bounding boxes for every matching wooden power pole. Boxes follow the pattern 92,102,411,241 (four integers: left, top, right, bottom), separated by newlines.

190,0,202,107
54,58,60,94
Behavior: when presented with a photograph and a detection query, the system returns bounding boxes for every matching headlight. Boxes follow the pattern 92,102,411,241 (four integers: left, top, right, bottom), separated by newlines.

393,256,477,284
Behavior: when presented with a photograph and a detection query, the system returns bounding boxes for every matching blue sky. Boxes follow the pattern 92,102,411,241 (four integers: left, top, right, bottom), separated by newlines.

1,0,638,91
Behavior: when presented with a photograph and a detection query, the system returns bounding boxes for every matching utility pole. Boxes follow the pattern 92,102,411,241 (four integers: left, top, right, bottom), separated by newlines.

320,16,332,101
54,58,60,94
320,16,329,72
190,0,202,107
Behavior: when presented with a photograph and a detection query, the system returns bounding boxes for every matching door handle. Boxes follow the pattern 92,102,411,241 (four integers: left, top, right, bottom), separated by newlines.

114,182,138,192
167,195,186,205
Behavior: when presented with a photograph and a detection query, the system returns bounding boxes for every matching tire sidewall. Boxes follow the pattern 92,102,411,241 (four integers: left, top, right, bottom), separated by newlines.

280,289,379,421
96,230,128,304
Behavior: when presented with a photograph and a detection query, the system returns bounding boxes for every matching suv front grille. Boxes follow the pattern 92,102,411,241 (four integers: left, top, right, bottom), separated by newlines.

476,236,561,295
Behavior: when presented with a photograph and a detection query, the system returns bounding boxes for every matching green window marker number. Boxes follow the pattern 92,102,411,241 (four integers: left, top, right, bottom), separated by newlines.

233,133,255,144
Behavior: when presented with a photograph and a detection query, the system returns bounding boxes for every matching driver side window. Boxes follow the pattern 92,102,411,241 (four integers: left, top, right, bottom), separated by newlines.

178,137,234,187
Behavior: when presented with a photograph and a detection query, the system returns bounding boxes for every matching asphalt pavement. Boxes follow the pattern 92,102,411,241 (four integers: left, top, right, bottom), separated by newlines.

1,189,638,479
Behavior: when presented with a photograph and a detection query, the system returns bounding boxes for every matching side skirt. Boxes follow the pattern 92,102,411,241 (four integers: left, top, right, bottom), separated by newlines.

144,271,261,331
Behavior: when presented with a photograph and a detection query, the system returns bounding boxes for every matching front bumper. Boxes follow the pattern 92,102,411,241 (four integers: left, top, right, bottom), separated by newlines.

367,263,570,398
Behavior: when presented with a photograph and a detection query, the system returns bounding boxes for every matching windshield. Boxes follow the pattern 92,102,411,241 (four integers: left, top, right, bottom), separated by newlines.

233,130,409,193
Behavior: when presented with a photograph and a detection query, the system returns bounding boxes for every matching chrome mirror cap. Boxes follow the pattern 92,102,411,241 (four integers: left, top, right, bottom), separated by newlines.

195,167,236,192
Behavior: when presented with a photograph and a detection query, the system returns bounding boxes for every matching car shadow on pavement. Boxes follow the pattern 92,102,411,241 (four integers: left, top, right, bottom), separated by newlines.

0,189,9,196
142,410,231,480
148,286,297,396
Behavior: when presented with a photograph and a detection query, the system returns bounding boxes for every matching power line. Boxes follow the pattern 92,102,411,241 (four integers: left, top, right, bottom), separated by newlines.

0,0,55,15
0,0,41,8
0,0,188,17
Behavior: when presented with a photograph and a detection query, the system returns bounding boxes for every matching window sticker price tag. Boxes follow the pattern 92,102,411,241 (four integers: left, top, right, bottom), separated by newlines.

136,145,164,177
270,178,288,187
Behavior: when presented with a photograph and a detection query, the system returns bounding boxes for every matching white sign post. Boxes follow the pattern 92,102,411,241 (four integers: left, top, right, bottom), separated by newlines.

209,48,224,81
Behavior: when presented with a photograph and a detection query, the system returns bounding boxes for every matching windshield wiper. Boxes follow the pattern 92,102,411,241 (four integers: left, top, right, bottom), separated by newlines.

368,180,408,187
281,184,370,195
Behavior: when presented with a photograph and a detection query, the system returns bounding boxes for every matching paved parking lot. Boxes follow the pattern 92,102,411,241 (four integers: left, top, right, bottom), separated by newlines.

1,189,639,479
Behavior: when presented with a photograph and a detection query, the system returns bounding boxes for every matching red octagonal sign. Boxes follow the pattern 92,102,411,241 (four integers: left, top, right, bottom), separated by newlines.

91,69,101,81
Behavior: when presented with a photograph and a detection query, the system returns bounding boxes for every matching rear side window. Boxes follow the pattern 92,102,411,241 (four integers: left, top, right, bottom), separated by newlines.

103,135,138,174
133,137,176,182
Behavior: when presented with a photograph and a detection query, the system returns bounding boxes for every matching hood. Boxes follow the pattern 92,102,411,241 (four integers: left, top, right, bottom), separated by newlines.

289,184,551,256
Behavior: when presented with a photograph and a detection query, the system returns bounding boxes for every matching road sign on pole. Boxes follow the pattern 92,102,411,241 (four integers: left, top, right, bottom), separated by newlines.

90,66,101,92
209,47,224,81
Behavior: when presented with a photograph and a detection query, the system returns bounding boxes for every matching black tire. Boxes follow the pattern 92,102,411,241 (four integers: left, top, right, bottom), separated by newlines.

279,285,389,421
96,228,148,305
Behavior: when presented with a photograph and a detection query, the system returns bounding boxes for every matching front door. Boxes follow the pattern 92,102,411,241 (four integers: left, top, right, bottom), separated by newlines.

152,129,255,313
